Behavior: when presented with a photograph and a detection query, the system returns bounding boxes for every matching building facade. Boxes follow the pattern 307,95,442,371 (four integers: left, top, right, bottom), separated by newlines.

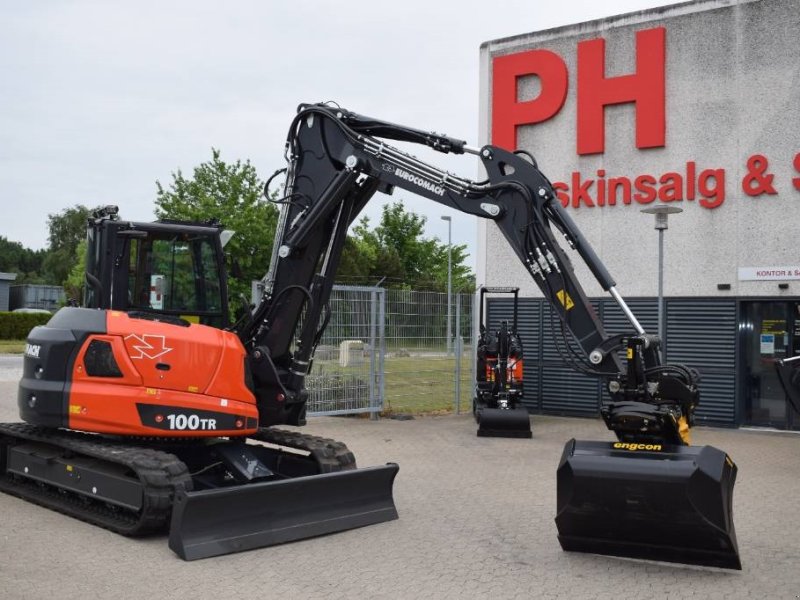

0,273,16,311
478,0,799,429
10,284,65,312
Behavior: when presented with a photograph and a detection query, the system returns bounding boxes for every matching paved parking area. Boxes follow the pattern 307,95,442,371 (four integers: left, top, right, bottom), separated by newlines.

0,369,798,599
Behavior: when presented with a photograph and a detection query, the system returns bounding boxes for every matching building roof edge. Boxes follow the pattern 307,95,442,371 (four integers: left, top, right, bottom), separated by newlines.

480,0,757,53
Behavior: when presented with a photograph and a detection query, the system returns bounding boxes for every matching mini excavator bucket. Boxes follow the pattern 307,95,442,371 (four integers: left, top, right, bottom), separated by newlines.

169,463,399,560
555,440,740,570
476,407,532,438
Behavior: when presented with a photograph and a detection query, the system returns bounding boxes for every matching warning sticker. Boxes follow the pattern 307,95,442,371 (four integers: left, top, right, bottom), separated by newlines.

555,289,575,310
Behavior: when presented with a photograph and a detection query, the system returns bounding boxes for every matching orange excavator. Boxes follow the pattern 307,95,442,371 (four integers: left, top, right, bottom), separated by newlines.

3,103,739,568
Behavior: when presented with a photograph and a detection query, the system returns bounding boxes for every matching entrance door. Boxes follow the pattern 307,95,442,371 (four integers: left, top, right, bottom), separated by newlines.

790,302,800,431
742,301,799,429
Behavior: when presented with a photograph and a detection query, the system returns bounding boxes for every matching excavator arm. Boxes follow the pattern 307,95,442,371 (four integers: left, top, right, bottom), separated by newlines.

240,103,696,443
238,104,740,570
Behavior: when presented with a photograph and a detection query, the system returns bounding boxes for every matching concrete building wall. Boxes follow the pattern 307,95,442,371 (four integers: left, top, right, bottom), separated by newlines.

479,0,800,298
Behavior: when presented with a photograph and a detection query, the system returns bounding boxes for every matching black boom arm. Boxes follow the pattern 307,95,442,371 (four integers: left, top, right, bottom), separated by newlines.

239,103,691,429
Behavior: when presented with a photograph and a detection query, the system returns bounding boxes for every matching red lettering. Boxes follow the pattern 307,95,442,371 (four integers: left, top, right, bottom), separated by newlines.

742,154,777,196
558,165,727,211
793,152,800,191
698,168,725,209
596,169,606,206
658,172,683,202
577,27,666,155
686,161,696,200
572,172,595,207
491,50,568,150
608,177,632,205
553,181,570,207
634,174,657,204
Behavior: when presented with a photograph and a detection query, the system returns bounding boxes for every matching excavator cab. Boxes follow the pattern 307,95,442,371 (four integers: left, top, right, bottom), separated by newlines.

473,287,531,438
82,206,230,328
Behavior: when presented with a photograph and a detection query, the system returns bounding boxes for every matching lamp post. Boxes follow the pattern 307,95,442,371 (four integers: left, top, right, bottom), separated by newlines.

441,215,452,354
640,206,683,353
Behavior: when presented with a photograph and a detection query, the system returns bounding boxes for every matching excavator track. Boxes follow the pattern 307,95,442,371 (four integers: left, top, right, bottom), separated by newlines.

0,424,358,536
0,422,192,536
0,421,396,562
249,427,357,473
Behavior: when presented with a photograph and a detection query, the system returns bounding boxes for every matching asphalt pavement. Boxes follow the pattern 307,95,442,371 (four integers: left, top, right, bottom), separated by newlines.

0,355,22,383
0,360,798,599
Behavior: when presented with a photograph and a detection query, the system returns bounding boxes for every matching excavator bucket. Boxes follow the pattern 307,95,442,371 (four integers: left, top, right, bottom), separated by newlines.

555,440,740,570
169,463,399,560
476,407,532,438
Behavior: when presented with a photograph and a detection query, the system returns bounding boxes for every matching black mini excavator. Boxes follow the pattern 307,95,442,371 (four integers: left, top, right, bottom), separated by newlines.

474,287,531,437
4,103,739,568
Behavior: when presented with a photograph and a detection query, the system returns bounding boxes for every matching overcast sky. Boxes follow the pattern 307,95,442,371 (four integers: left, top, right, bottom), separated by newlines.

0,0,668,265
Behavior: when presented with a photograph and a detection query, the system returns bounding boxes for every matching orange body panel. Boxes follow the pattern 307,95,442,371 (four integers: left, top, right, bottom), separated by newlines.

68,312,258,437
485,357,523,384
511,358,523,382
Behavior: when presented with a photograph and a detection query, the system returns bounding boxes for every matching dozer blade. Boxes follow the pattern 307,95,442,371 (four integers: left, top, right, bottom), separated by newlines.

169,463,399,560
555,439,740,570
476,407,532,438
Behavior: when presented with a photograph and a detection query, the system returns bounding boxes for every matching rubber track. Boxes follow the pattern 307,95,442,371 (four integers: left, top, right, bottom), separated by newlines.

249,428,356,473
0,422,192,536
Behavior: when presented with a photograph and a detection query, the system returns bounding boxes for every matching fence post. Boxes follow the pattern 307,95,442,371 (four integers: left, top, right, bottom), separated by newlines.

471,290,479,414
455,295,461,414
377,287,386,420
369,287,378,421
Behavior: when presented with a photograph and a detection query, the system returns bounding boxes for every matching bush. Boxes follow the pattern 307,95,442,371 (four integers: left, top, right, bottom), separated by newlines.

0,312,52,339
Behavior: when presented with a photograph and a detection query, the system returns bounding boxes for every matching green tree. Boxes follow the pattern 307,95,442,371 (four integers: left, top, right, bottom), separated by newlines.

337,215,407,286
0,236,49,283
64,239,87,302
154,148,279,304
337,236,376,285
419,240,474,292
338,202,474,291
0,237,25,273
43,204,97,285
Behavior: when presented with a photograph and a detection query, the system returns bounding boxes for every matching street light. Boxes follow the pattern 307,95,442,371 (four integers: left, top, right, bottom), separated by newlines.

640,206,683,354
441,215,452,354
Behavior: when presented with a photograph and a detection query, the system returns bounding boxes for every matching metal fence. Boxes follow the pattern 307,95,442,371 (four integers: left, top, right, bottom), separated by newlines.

306,286,385,416
305,285,475,416
382,289,474,415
